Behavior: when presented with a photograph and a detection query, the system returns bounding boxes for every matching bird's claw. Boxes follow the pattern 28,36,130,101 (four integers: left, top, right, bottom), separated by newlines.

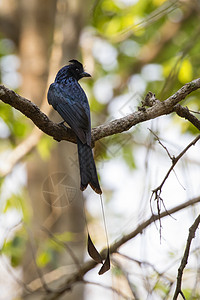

58,121,68,129
58,120,65,126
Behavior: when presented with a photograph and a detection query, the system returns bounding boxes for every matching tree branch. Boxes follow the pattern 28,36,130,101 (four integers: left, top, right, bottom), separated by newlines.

151,134,200,203
1,78,200,145
23,196,200,299
1,78,200,178
173,104,200,131
0,84,76,144
173,214,200,300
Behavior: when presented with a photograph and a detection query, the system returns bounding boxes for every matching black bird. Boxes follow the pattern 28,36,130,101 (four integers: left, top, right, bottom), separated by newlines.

47,59,102,194
48,61,110,274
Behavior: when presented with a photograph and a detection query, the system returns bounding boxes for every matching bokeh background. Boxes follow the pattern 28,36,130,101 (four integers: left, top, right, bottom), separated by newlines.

0,0,200,299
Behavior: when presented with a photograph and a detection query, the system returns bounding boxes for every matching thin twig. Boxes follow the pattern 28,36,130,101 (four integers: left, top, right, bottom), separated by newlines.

26,226,52,293
148,128,173,160
41,226,81,271
151,134,200,202
0,255,33,294
173,214,200,300
150,134,200,238
111,0,179,42
116,252,163,276
0,221,33,293
111,257,139,299
174,104,200,131
82,279,134,300
188,109,200,115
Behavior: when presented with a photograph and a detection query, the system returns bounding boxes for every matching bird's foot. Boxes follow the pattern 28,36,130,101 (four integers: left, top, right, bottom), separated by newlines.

58,121,68,130
58,120,65,126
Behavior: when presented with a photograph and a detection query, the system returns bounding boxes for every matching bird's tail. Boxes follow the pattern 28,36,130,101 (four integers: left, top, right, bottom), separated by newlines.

77,138,102,194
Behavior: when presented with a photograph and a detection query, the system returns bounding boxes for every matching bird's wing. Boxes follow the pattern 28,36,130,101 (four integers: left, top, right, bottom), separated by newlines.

48,83,90,144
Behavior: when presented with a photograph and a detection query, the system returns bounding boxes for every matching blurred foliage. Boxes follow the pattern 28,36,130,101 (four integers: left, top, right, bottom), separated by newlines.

89,0,200,139
182,288,200,299
154,280,171,297
0,103,31,146
111,264,124,276
37,135,55,161
2,192,31,223
2,227,27,267
36,231,76,268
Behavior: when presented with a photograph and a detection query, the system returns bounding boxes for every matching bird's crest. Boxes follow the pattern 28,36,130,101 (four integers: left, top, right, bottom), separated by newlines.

69,59,83,68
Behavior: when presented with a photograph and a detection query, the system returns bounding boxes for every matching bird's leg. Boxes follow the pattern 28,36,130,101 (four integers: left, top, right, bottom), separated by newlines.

58,120,65,126
58,120,69,130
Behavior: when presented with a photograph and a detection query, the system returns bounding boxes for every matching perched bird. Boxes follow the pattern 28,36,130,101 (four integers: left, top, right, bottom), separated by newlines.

47,60,102,194
48,60,110,274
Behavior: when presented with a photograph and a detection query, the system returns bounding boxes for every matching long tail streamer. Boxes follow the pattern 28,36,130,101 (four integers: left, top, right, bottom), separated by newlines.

82,192,110,275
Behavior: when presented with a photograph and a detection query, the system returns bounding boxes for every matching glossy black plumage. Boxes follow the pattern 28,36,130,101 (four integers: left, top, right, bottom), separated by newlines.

47,60,102,194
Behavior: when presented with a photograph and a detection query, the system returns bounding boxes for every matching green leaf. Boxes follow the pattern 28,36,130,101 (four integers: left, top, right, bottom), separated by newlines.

2,228,27,267
178,59,193,83
36,250,52,268
3,192,31,223
37,135,55,160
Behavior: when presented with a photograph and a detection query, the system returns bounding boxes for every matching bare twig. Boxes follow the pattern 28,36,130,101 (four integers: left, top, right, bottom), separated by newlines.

112,0,179,42
151,134,200,204
41,226,81,271
150,133,200,239
173,214,200,300
188,109,200,115
82,279,134,300
116,252,163,276
0,259,32,295
148,128,173,160
111,257,139,299
121,253,172,298
174,104,200,131
0,221,32,294
26,227,52,293
0,255,33,294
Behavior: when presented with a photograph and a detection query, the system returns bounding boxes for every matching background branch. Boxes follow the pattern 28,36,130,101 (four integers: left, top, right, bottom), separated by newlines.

173,104,200,131
151,134,200,202
23,196,200,299
173,214,200,300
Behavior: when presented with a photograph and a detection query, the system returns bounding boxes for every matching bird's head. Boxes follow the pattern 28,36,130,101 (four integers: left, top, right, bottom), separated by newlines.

55,59,91,83
68,59,91,81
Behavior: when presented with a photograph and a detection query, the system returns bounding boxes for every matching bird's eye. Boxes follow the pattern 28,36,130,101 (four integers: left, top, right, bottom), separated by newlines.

75,68,79,72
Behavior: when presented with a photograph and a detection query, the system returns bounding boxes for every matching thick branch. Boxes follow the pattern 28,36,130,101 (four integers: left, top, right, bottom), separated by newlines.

0,85,77,144
1,78,200,145
24,196,200,299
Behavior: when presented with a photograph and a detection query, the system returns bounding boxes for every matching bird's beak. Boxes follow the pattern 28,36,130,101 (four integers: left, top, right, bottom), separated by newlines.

81,71,91,78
